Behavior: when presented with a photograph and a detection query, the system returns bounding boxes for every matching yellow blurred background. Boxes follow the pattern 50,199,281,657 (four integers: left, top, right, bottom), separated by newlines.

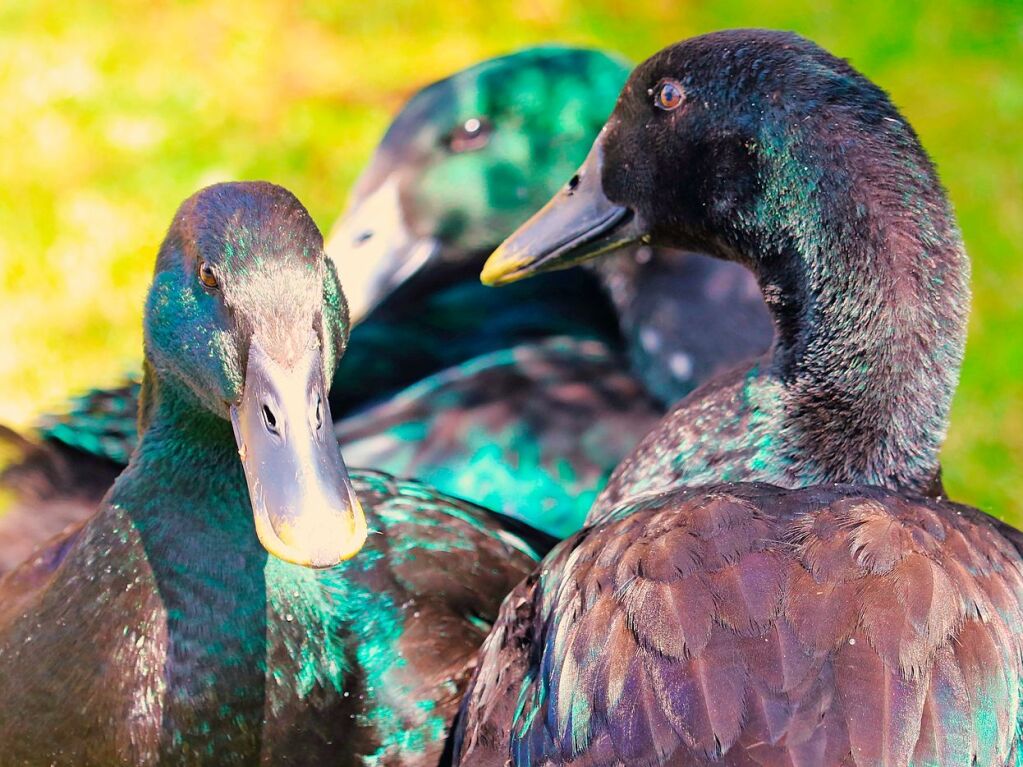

0,0,1020,519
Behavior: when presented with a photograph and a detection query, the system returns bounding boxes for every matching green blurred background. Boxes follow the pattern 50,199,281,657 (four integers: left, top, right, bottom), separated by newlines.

0,1,1020,519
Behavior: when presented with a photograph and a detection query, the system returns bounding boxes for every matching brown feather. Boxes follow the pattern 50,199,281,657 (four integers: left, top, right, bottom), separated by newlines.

454,485,1023,767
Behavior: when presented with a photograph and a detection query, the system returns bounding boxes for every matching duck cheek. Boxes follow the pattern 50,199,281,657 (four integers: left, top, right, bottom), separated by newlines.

230,338,368,568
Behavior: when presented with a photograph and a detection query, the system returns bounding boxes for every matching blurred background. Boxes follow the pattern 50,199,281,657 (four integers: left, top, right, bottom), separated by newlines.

0,0,1020,519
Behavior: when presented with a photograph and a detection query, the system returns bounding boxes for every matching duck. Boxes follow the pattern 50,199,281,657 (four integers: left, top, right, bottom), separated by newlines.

326,46,769,537
453,30,1023,766
324,44,771,408
0,44,770,558
0,182,552,765
0,48,627,559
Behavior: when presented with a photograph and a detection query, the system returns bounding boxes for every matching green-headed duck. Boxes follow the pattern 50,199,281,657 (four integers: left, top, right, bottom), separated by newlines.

0,182,548,764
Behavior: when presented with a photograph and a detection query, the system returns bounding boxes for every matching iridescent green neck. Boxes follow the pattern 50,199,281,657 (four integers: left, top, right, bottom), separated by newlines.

103,365,351,757
114,365,248,529
742,117,969,493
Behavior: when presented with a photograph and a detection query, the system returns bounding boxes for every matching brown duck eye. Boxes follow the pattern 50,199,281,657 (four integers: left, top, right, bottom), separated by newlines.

198,260,219,289
654,80,685,111
447,117,492,153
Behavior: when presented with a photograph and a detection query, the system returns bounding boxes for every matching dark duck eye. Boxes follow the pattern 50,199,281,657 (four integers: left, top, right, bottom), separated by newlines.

652,79,685,111
198,259,219,289
446,117,492,153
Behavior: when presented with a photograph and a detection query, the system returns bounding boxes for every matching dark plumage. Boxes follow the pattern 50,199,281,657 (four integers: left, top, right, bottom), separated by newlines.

457,484,1023,766
0,424,124,573
0,183,548,764
456,30,1019,765
589,247,770,406
0,45,771,556
328,44,772,405
338,337,660,536
485,30,967,506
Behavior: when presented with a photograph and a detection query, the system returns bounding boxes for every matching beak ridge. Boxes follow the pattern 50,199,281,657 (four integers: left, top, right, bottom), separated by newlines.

324,176,439,322
231,338,368,567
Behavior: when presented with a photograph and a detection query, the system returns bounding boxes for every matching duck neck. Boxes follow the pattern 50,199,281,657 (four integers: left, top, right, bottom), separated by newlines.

102,365,347,754
736,120,969,493
114,363,252,534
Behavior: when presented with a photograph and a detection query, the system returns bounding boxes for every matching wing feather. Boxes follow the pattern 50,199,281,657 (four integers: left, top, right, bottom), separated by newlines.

834,630,928,766
452,485,1023,767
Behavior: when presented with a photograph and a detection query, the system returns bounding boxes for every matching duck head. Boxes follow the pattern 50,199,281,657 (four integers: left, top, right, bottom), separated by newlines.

144,182,367,567
484,30,969,495
325,46,631,320
482,29,951,287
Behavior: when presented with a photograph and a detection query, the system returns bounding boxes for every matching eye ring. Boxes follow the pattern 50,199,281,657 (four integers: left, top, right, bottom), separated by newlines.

446,116,492,153
653,79,685,112
198,260,219,290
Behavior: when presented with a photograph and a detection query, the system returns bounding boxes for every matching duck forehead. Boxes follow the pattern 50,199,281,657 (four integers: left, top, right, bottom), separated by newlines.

470,49,609,111
192,187,325,311
378,78,458,156
466,49,629,147
378,46,629,162
213,225,321,276
207,200,320,264
631,30,843,102
222,255,324,365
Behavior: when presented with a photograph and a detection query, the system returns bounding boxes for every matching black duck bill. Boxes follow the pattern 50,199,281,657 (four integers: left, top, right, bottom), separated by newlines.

480,140,647,286
230,335,367,568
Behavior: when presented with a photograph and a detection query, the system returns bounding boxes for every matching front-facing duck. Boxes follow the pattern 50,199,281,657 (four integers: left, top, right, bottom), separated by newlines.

0,47,654,552
0,182,546,764
455,31,1023,765
6,45,756,550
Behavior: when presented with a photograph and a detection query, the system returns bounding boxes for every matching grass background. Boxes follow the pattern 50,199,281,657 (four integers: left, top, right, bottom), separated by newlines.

0,1,1020,521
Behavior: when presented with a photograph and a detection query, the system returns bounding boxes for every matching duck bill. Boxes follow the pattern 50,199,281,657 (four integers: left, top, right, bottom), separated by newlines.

230,338,367,568
324,175,440,322
481,140,645,286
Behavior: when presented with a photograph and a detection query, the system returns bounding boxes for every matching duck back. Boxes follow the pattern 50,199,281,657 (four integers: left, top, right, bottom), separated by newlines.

454,482,1023,767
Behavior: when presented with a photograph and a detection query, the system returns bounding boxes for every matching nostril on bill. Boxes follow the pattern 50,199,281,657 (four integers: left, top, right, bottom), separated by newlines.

262,403,279,434
566,174,580,194
354,230,373,246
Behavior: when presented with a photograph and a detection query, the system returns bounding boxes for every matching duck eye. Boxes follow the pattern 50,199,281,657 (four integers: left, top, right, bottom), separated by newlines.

653,79,685,112
446,117,492,153
198,260,219,289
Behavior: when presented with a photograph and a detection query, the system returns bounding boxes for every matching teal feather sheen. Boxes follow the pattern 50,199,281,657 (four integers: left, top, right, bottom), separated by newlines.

0,183,547,764
452,31,1019,767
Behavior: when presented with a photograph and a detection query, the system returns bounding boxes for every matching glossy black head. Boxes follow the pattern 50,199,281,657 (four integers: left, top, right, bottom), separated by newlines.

483,29,946,286
485,31,970,494
145,182,367,567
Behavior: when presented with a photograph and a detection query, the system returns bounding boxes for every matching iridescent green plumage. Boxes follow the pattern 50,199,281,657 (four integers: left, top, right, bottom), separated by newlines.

0,48,641,555
338,337,659,538
455,30,1022,766
0,183,548,763
1,44,771,558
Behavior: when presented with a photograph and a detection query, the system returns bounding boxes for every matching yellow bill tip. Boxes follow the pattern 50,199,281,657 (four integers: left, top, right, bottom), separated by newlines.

480,246,535,287
255,496,369,568
337,498,369,562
